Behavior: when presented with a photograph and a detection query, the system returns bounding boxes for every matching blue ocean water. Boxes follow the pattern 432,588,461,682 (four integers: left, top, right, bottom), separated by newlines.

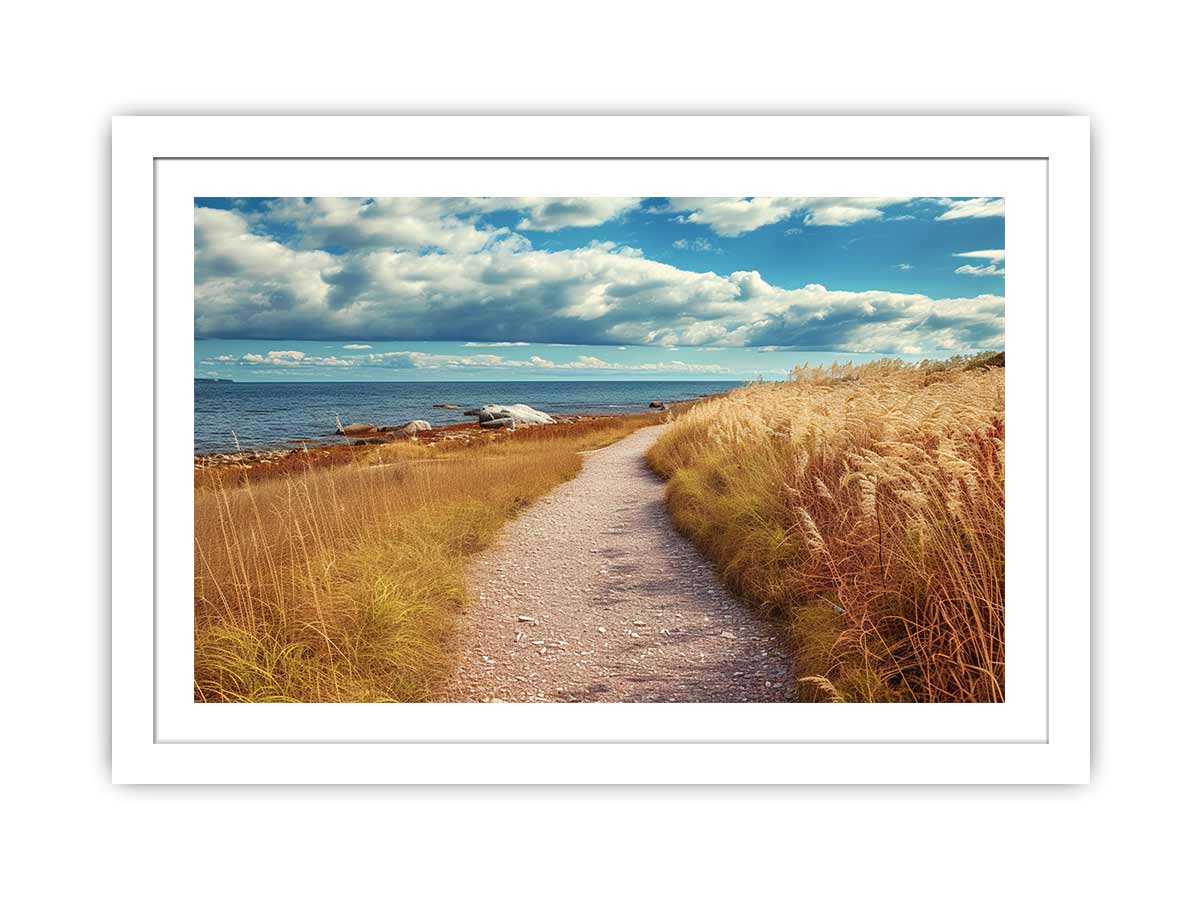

194,380,739,453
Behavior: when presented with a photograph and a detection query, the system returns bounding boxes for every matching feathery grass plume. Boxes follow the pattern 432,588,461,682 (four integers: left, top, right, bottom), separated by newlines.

797,675,846,702
645,353,1004,703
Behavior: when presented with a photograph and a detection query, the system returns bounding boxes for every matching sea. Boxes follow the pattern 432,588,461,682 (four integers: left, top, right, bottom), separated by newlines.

194,380,740,453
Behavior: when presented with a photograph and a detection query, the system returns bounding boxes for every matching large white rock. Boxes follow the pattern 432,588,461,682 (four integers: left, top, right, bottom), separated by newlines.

478,404,555,425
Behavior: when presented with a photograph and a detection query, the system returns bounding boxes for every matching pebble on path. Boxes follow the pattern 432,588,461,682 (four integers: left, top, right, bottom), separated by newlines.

442,425,793,703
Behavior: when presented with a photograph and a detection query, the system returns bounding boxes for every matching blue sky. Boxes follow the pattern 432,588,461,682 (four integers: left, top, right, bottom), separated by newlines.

194,196,1004,381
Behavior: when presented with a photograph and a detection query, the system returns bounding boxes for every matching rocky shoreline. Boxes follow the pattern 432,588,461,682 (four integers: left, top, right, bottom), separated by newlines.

194,402,672,471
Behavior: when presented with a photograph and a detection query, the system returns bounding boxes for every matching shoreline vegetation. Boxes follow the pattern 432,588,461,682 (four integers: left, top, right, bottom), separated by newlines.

194,407,677,701
194,410,665,482
195,353,1004,704
646,352,1005,702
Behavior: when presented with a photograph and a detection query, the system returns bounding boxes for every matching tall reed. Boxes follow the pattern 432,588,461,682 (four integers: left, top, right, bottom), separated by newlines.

195,414,660,702
646,356,1005,702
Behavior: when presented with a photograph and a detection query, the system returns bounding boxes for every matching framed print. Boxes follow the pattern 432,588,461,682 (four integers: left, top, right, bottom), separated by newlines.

111,115,1090,783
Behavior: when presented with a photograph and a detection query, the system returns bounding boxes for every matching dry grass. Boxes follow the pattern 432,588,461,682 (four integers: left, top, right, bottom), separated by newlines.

646,356,1005,702
195,413,662,702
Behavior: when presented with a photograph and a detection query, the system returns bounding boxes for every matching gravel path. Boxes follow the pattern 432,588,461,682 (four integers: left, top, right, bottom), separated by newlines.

443,424,794,702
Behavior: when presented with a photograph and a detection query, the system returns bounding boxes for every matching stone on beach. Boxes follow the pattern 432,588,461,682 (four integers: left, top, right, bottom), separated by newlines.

478,404,555,425
479,417,515,430
401,420,433,434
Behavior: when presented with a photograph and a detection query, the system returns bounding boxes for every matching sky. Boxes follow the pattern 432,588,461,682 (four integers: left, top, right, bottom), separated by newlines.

194,196,1004,381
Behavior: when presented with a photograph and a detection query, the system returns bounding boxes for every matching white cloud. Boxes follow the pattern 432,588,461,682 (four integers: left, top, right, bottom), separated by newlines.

539,353,732,373
257,197,506,254
194,207,335,322
462,341,531,347
253,197,642,253
238,349,353,367
954,264,1005,276
953,250,1006,276
672,237,721,253
226,349,732,375
196,204,1005,354
666,197,912,236
511,198,642,231
936,197,1006,220
342,343,372,350
894,263,913,270
736,285,1005,353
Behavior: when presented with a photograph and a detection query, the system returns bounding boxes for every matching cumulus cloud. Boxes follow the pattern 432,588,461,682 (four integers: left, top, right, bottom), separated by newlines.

935,197,1006,220
666,197,912,236
249,197,641,254
194,207,335,318
195,203,1005,355
238,349,352,366
255,197,506,253
511,198,642,231
737,285,1006,354
342,343,372,350
214,349,731,375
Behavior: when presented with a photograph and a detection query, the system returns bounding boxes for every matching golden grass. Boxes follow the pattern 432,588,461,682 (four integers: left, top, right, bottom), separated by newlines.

646,356,1005,702
195,413,662,702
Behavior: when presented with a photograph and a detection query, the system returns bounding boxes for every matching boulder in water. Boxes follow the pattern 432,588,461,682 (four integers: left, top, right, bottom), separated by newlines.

648,401,666,409
338,422,378,436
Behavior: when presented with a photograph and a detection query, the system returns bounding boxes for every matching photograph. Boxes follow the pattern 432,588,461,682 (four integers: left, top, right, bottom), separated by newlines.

193,194,1006,704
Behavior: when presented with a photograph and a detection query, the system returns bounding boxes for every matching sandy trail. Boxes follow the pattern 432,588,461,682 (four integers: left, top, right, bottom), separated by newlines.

443,424,793,702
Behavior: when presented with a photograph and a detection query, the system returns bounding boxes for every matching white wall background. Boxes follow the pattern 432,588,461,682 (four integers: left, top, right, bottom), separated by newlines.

1,2,1191,896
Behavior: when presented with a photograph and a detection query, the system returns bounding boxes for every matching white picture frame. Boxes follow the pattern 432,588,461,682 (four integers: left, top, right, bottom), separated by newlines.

112,115,1090,784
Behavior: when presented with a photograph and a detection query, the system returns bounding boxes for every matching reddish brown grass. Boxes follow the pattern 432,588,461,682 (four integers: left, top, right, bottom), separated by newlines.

646,357,1005,702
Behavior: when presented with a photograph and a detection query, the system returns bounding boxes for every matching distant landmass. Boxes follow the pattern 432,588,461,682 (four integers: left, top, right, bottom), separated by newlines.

195,377,234,383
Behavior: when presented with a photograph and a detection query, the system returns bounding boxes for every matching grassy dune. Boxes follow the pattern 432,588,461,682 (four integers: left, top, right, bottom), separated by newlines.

646,357,1005,702
194,413,662,702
